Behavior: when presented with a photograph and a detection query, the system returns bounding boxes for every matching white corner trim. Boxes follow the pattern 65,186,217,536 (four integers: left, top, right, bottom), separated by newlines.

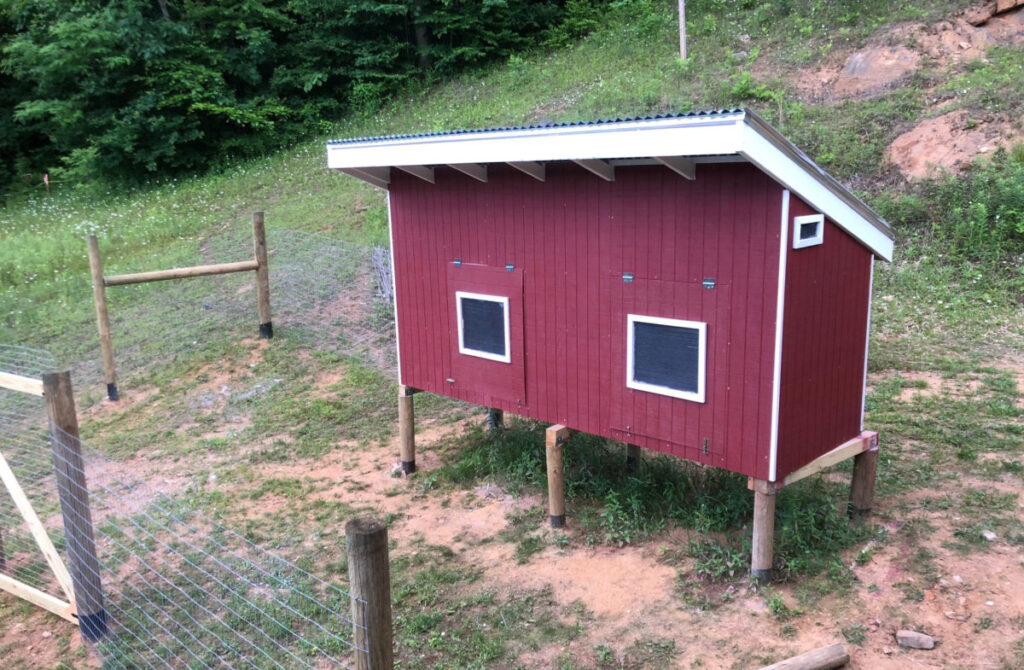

792,213,824,249
387,192,403,386
768,189,791,482
860,255,875,431
739,125,893,261
625,314,707,403
455,291,511,363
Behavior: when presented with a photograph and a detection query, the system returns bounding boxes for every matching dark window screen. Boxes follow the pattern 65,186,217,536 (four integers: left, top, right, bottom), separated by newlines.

632,322,700,393
461,297,506,356
799,221,820,240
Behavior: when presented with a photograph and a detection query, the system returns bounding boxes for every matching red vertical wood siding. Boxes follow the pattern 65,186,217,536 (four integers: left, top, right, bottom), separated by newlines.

775,195,873,480
389,163,784,479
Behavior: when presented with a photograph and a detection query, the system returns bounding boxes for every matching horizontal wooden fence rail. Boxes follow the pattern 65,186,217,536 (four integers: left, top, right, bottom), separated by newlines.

103,259,259,287
0,371,44,396
87,211,273,401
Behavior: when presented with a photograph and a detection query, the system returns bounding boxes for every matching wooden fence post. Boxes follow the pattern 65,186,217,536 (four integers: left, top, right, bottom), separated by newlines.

252,212,273,339
42,371,107,642
86,236,118,401
0,527,5,572
346,518,393,670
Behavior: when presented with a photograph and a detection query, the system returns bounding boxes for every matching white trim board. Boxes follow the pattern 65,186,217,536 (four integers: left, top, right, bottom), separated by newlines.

860,255,875,431
455,291,512,364
625,314,707,404
327,109,893,260
768,189,791,482
386,192,403,387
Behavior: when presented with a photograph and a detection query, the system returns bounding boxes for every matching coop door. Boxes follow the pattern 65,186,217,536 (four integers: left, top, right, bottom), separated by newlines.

446,263,525,406
609,277,730,461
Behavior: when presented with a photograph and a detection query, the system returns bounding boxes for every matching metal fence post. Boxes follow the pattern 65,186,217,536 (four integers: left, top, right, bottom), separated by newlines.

43,371,107,641
346,518,393,670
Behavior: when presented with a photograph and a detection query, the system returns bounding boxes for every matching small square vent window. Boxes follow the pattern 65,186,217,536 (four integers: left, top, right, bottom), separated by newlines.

793,213,824,249
626,314,706,403
456,291,511,363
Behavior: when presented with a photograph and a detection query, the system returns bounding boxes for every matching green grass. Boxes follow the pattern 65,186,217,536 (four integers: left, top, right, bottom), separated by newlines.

1,1,1023,667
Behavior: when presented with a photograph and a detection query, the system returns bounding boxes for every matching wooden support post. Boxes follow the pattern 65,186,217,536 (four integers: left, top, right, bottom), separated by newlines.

0,526,5,572
86,236,118,401
546,425,572,528
346,518,394,670
751,480,777,585
252,211,273,339
625,443,641,473
43,371,106,641
757,643,850,670
398,386,416,474
486,408,503,433
850,434,879,518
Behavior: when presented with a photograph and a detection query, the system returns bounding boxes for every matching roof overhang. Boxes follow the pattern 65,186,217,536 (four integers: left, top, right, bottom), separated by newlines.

327,109,893,261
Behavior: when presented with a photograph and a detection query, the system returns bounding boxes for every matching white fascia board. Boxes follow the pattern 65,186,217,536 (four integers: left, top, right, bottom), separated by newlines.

327,115,745,171
738,124,894,261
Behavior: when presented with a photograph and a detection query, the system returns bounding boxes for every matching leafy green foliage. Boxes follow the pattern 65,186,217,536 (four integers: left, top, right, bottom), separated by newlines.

0,0,591,183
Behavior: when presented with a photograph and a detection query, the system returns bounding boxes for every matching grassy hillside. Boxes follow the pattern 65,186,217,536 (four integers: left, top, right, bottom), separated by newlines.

2,0,1020,361
1,1,1023,668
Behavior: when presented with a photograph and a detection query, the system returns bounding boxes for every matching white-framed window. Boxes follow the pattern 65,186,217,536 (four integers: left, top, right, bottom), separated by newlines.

793,213,824,249
456,291,511,363
626,314,706,403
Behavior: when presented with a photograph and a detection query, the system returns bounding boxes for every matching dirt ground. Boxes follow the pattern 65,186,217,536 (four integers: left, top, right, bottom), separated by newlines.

789,3,1024,180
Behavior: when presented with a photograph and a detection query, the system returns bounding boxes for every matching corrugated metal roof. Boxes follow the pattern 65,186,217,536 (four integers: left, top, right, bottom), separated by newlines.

327,108,744,146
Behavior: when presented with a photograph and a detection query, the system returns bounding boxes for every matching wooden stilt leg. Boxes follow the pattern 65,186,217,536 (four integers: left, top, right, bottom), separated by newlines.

751,480,777,585
546,425,572,528
486,408,504,433
849,442,879,518
625,443,641,473
398,386,417,475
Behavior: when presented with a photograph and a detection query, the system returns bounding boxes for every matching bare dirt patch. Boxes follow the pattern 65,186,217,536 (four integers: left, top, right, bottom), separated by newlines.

885,110,1022,180
0,605,98,668
796,5,1024,106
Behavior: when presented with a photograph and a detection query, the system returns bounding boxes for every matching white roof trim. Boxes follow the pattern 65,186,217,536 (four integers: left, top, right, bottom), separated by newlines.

327,109,893,260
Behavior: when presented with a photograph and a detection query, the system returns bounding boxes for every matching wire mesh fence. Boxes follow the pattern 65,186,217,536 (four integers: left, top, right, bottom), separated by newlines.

0,355,368,668
66,223,396,397
0,345,67,606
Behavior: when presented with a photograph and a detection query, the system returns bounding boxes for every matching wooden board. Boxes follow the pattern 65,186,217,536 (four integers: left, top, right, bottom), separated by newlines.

0,451,76,604
390,163,783,480
0,371,44,396
0,574,76,623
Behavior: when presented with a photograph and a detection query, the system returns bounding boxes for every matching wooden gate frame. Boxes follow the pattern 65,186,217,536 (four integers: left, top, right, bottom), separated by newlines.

0,371,77,623
87,211,273,401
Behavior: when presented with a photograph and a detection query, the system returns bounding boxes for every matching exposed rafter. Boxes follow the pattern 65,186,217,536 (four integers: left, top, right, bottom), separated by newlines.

395,165,435,183
573,159,614,182
507,161,545,182
340,167,390,189
447,163,488,182
655,156,696,180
